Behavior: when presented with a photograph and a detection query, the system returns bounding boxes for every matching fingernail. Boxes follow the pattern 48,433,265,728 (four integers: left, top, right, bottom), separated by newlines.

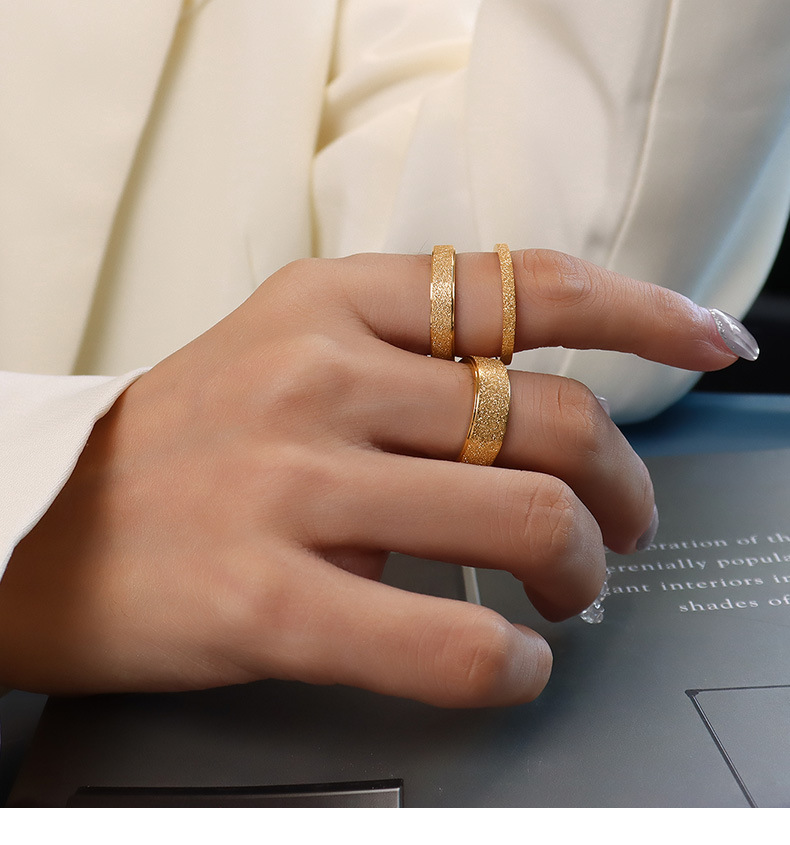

709,309,759,361
595,395,611,417
636,504,659,551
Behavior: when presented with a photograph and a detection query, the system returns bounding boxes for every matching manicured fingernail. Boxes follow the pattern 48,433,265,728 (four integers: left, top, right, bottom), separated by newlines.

709,309,759,361
595,395,611,417
636,504,659,551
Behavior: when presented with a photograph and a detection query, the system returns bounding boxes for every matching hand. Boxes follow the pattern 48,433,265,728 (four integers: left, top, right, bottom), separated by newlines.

0,250,744,706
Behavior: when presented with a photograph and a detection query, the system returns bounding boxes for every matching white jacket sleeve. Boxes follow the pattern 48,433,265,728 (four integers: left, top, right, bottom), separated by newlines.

314,0,790,421
0,370,147,580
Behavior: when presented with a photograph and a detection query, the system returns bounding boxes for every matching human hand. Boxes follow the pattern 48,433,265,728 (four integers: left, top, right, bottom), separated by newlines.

0,250,751,706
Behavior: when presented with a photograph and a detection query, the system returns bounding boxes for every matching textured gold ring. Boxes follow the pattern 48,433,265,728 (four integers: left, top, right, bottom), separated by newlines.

496,243,516,365
430,245,455,360
457,356,511,466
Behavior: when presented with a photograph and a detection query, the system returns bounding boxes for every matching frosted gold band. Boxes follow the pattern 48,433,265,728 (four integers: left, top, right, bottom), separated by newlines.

496,243,516,365
430,245,455,360
457,356,511,466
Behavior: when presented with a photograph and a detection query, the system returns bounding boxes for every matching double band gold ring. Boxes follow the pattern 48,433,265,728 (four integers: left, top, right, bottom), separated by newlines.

429,244,516,365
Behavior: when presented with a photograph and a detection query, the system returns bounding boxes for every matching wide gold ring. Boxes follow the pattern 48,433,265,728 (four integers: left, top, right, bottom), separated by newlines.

496,244,516,365
430,245,455,360
457,356,511,466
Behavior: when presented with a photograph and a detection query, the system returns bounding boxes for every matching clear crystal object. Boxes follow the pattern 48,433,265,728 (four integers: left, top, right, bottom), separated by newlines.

579,576,610,624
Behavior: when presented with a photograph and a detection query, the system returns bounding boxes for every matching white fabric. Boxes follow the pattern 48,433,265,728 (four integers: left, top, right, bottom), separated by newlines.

1,0,789,582
0,370,148,578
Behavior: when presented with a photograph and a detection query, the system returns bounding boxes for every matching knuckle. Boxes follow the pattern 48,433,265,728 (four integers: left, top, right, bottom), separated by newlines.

267,257,359,320
524,476,581,576
492,473,581,575
649,282,694,334
266,257,325,304
203,552,291,655
552,378,606,462
276,257,324,289
279,256,319,278
254,332,360,420
521,248,596,309
231,442,345,543
492,474,538,560
261,444,342,513
440,608,515,705
295,331,358,389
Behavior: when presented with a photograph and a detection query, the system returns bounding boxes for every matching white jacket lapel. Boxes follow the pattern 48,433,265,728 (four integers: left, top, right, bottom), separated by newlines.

0,0,182,373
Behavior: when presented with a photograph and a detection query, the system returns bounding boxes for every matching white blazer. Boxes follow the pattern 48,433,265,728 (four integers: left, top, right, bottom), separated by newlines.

1,0,789,579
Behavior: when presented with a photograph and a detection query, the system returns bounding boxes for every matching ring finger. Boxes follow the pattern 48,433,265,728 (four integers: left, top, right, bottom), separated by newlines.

360,341,653,555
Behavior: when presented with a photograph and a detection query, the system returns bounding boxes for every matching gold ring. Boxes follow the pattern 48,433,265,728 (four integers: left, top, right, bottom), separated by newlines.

496,244,516,365
430,245,455,360
457,356,511,466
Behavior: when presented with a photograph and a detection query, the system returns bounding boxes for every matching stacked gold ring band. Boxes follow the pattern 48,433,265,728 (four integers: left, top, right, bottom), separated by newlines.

457,356,511,466
430,245,455,360
496,243,516,365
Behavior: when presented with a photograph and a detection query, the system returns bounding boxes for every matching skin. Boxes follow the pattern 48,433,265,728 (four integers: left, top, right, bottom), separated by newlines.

0,249,739,707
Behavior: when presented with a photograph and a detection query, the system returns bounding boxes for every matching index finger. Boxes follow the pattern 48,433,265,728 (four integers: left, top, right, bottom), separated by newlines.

335,249,757,371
